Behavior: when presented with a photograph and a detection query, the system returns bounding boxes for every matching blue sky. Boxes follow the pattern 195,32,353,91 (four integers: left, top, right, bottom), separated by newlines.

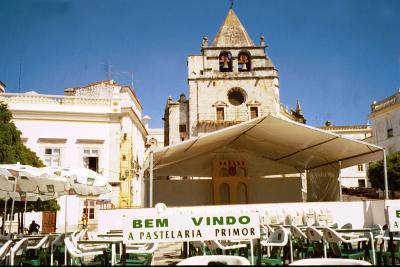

1,0,399,128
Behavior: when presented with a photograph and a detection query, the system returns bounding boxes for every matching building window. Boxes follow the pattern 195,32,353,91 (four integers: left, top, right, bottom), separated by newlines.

83,200,96,220
216,107,225,121
44,148,61,167
386,118,393,138
227,88,246,106
387,128,393,138
179,124,186,133
357,164,364,172
250,107,259,119
358,179,366,188
238,52,251,71
83,149,99,172
219,52,232,72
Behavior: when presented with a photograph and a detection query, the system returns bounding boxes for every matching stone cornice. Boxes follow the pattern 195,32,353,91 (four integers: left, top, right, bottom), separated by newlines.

188,75,278,82
121,107,148,139
202,46,266,50
121,86,143,112
10,109,121,123
369,102,400,119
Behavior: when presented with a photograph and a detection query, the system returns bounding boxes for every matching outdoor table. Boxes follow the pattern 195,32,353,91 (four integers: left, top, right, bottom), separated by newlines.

12,236,43,242
78,239,123,266
98,234,123,238
334,228,379,265
107,230,123,234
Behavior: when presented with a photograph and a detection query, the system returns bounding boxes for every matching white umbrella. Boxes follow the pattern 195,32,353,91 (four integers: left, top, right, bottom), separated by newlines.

0,164,70,234
41,167,111,265
42,167,111,196
0,164,69,194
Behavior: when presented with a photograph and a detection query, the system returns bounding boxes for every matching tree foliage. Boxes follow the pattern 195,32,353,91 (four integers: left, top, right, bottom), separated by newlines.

0,103,58,212
368,151,400,191
0,103,44,167
0,199,60,212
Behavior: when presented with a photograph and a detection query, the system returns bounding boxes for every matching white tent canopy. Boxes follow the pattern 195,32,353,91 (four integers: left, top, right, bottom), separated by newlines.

149,114,384,177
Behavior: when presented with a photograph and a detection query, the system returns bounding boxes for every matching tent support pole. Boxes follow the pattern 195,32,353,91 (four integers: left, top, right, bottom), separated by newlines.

149,151,154,208
384,150,389,200
338,161,343,201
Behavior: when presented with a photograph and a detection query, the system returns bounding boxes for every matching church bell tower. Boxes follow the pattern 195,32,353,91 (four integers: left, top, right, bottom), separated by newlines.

187,8,281,137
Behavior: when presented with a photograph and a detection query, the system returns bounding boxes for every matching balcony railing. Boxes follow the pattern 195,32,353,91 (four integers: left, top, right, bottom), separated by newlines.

0,93,113,106
371,92,400,113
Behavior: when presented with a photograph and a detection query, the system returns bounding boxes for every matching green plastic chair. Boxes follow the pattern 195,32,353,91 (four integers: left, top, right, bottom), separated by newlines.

377,230,400,265
260,228,288,265
323,227,368,260
291,225,314,259
305,226,326,258
118,243,158,266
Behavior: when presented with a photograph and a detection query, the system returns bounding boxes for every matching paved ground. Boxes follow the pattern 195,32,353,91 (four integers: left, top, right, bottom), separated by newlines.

153,242,183,265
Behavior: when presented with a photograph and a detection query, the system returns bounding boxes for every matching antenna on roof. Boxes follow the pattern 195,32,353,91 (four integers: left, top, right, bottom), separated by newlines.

103,61,113,80
18,61,22,92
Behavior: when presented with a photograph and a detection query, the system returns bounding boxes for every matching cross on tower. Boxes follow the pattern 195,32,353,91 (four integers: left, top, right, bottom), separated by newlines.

230,0,234,9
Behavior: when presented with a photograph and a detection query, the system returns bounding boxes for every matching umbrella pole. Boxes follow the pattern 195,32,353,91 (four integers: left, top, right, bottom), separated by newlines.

23,199,27,233
2,196,7,235
9,198,15,235
149,151,153,208
338,161,343,201
384,150,389,200
64,196,68,265
9,178,18,235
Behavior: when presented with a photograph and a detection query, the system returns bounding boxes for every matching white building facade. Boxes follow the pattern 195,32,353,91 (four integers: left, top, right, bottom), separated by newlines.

367,89,400,155
0,80,148,231
318,123,372,188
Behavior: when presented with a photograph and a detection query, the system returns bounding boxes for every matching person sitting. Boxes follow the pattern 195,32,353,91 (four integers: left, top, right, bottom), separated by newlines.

28,220,40,235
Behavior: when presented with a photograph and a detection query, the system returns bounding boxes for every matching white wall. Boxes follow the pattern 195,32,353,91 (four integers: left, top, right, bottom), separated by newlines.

56,195,83,232
97,199,389,234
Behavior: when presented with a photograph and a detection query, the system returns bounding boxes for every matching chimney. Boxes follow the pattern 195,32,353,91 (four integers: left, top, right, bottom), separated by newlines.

142,115,151,130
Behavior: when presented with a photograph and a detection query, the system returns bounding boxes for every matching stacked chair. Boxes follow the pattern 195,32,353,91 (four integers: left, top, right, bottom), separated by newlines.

306,226,326,258
260,228,288,265
291,225,314,259
0,240,13,265
177,255,250,265
322,227,368,260
121,242,159,266
9,238,29,265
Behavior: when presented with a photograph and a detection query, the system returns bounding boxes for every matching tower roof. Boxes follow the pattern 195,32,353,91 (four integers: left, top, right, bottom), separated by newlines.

211,9,255,47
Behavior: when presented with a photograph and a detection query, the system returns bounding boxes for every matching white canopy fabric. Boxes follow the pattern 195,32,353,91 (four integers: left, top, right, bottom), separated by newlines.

149,114,383,177
42,167,112,196
0,164,70,196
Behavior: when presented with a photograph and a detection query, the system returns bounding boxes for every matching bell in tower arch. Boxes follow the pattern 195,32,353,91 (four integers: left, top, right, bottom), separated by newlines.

222,60,229,70
219,52,232,72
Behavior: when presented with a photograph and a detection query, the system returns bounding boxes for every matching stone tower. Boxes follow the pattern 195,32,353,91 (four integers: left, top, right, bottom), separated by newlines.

164,8,304,145
187,8,280,137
